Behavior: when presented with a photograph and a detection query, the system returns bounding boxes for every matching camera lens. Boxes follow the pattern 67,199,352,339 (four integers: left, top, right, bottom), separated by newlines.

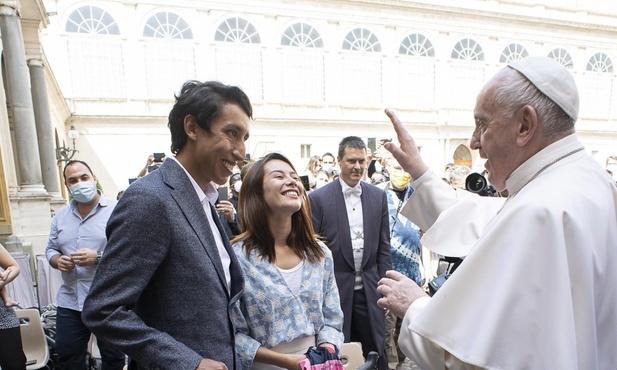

465,173,487,193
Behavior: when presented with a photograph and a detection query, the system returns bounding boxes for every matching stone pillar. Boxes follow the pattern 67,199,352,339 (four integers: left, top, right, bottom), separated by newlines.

28,58,61,197
0,3,45,193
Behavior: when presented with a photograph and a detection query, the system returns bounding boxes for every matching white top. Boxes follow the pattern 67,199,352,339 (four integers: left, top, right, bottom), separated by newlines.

277,260,305,295
399,134,617,369
340,178,364,290
171,157,231,292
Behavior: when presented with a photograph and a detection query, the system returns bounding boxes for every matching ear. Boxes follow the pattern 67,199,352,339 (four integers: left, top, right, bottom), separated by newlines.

184,115,199,143
516,105,538,147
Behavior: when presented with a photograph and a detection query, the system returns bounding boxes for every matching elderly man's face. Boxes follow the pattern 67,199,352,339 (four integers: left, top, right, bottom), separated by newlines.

470,72,520,192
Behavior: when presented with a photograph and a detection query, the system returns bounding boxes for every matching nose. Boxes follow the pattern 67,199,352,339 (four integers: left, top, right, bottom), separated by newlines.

233,142,246,162
470,131,480,151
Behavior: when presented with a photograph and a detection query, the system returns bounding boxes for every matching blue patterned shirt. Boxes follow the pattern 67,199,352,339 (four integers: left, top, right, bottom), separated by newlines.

381,183,424,286
232,241,344,369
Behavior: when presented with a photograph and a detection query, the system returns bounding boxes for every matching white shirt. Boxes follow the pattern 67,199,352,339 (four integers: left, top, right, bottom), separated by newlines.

340,178,364,290
171,157,231,293
399,134,617,369
277,260,305,295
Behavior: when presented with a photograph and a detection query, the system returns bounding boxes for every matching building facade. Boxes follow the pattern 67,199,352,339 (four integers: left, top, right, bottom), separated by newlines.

2,0,617,254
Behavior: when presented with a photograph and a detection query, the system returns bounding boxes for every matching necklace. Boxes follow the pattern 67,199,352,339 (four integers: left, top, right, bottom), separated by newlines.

499,146,584,213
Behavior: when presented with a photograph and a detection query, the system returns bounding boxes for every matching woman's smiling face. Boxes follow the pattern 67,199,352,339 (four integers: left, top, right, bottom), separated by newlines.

263,159,303,216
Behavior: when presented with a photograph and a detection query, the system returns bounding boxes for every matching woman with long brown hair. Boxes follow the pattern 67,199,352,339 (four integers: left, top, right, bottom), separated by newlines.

231,153,343,369
303,155,322,190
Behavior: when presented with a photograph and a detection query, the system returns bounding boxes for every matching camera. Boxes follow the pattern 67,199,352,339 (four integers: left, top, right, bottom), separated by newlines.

465,172,496,197
217,186,229,202
429,256,462,296
428,274,451,296
153,153,165,163
147,153,166,173
299,175,311,192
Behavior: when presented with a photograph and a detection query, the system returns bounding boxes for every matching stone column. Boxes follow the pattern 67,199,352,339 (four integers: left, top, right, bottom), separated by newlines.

28,58,61,196
0,3,45,193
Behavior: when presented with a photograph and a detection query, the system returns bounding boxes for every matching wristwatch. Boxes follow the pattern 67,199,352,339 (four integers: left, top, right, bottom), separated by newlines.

95,251,102,264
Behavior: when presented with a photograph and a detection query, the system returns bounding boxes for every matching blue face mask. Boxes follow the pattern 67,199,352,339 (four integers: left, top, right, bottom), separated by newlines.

70,181,97,203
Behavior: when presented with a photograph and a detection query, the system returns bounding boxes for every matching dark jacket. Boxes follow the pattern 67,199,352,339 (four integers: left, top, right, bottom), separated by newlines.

309,179,391,353
82,159,244,369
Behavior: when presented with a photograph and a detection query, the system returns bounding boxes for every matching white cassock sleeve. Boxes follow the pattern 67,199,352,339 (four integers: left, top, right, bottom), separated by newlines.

402,171,505,258
398,297,444,368
399,298,485,370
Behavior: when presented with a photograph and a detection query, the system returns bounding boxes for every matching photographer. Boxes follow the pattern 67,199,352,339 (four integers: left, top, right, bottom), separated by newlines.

377,57,617,369
137,153,166,178
216,173,241,239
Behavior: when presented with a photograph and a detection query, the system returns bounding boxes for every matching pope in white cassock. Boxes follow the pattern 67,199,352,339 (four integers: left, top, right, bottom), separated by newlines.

376,57,617,369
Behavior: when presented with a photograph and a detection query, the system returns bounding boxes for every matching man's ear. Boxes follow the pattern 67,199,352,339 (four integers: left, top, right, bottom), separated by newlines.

184,115,199,142
516,105,538,147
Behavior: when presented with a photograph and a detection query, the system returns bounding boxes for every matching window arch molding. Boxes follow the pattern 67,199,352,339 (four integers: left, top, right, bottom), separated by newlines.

214,15,261,44
586,52,613,73
499,43,529,64
547,48,574,69
141,10,193,40
341,26,382,52
451,38,484,61
64,4,121,35
280,21,323,48
398,32,435,57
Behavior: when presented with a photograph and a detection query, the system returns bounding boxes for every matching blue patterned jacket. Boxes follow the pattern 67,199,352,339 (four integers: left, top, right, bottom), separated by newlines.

232,241,344,368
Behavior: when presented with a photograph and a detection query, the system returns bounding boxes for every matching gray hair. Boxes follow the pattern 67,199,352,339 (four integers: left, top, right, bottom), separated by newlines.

489,68,575,140
447,165,471,184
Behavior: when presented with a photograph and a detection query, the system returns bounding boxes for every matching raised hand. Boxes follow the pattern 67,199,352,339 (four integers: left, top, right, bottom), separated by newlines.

383,109,429,180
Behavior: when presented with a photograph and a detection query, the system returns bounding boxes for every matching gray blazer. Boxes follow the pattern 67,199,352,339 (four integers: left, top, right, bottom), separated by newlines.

309,179,391,353
82,159,244,370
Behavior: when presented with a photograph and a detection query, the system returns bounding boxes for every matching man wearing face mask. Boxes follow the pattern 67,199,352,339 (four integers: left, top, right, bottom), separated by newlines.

45,160,125,369
378,155,427,370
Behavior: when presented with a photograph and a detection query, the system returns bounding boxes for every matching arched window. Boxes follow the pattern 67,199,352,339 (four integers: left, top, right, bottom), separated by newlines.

65,6,123,97
499,43,528,64
66,6,119,34
453,144,472,169
451,38,484,61
215,17,260,44
547,48,573,68
281,22,323,48
342,28,381,52
587,52,613,73
143,12,192,39
399,33,435,57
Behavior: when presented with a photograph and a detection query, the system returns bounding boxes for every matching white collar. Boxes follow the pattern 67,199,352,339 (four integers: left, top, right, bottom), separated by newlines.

505,134,583,196
170,157,218,205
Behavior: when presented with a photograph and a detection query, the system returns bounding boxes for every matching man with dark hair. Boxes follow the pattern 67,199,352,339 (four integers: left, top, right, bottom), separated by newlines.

46,160,125,369
83,81,251,369
378,57,617,368
310,136,392,369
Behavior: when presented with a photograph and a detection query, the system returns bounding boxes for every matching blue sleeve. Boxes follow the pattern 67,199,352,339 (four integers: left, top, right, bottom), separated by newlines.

231,300,262,369
316,249,344,353
45,215,61,261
